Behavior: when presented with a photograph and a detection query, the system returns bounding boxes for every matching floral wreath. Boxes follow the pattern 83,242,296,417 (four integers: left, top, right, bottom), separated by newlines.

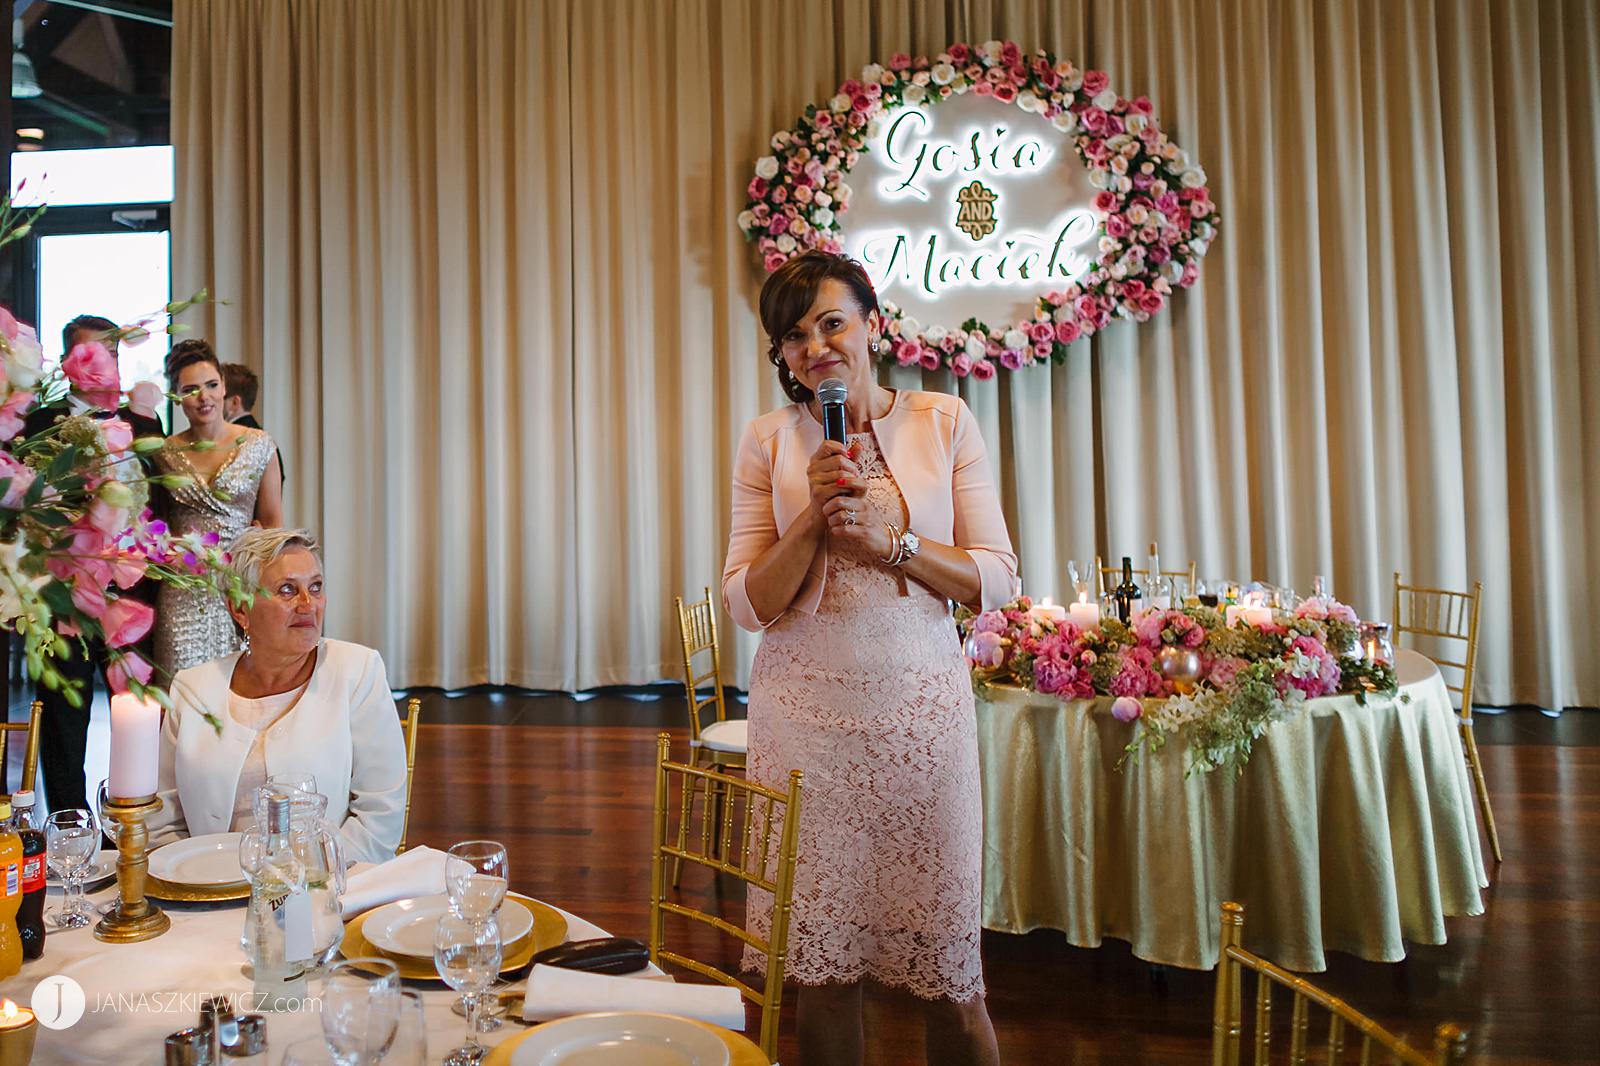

738,41,1220,378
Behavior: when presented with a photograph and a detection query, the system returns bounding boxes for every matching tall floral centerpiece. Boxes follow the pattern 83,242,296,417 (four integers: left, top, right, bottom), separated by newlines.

0,197,243,708
957,594,1398,775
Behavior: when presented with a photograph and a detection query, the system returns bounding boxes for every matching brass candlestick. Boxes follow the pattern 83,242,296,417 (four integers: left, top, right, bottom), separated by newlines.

93,794,171,943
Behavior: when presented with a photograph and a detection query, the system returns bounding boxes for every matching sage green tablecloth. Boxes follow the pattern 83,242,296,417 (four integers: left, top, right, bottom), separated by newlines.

976,650,1488,972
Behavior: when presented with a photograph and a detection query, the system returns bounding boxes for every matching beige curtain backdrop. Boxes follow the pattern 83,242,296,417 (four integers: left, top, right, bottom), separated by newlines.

172,0,1599,709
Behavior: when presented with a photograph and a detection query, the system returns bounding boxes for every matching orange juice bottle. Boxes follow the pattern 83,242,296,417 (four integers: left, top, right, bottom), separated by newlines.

0,799,21,978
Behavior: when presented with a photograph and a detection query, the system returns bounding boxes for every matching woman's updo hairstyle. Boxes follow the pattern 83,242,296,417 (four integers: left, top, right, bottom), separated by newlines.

165,338,222,393
758,251,880,404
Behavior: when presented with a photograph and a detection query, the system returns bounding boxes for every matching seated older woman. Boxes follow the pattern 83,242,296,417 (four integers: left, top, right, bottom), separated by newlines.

152,527,407,864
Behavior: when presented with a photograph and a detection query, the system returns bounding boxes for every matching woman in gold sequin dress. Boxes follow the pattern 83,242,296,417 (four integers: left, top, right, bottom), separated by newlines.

722,253,1015,1066
152,340,283,678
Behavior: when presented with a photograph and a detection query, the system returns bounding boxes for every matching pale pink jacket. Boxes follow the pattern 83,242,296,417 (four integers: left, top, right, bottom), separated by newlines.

722,389,1018,632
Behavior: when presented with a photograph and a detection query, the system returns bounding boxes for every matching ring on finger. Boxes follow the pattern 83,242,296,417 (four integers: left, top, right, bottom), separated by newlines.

844,509,858,526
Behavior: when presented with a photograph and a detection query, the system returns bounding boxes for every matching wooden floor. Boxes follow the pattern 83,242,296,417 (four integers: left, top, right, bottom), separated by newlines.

393,690,1599,1066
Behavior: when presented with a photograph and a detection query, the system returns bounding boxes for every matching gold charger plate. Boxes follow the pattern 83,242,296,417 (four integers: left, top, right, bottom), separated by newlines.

484,1013,766,1066
340,894,567,981
145,875,251,903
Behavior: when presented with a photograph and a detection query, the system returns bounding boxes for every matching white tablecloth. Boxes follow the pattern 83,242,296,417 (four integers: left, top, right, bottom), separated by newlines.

0,878,626,1064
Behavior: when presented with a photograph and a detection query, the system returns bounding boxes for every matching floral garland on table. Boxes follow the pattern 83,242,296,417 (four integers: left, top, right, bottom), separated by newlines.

0,195,247,720
956,595,1398,776
738,40,1220,377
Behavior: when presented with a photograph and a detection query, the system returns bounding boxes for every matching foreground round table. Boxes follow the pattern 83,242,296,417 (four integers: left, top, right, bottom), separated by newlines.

0,881,758,1064
976,649,1488,972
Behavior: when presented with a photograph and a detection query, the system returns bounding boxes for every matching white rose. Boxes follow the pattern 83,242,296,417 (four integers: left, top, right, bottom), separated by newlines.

861,63,884,81
904,84,927,105
1175,149,1191,171
1053,306,1072,324
865,117,884,140
1127,204,1148,225
1189,238,1208,257
1051,110,1078,133
1163,260,1184,283
831,93,852,112
1110,155,1128,174
1002,329,1028,351
930,62,956,85
813,190,832,208
925,324,948,344
770,131,791,150
899,316,923,337
1109,263,1127,280
1181,167,1207,188
1125,113,1147,135
737,210,756,232
965,335,987,360
835,182,853,203
1088,169,1109,189
1099,236,1120,254
4,326,44,390
1017,90,1040,112
1195,221,1215,242
1116,175,1133,193
812,207,835,226
776,233,797,253
754,155,780,180
953,79,970,94
1093,88,1118,111
981,40,1003,62
1151,180,1168,197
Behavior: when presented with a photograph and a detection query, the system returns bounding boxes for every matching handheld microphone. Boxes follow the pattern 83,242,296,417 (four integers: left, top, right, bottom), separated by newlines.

818,378,848,445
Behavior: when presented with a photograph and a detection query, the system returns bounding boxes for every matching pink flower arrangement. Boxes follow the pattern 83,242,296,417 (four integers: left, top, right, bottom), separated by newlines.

738,40,1219,375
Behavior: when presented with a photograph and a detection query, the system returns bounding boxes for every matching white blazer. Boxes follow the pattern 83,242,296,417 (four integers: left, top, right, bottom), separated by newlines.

151,639,408,865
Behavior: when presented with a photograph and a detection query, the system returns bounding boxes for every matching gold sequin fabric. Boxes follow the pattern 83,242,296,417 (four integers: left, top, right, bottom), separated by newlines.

152,429,277,678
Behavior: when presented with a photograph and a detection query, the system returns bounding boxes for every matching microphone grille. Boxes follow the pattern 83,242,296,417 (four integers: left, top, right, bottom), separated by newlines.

817,378,848,404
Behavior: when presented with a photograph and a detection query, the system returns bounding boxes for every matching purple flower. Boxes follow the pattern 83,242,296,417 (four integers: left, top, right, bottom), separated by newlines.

1111,696,1143,723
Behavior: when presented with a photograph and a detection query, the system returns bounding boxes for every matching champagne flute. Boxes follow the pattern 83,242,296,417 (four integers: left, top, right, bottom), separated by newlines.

319,958,401,1066
434,912,502,1066
45,809,99,928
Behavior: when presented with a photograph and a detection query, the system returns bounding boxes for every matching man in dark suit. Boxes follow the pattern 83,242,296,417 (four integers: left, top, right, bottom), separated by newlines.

22,314,165,814
222,362,285,485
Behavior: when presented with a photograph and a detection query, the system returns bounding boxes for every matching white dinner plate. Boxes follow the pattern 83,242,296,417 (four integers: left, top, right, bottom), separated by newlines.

47,849,117,888
147,833,246,887
510,1012,731,1066
364,893,535,959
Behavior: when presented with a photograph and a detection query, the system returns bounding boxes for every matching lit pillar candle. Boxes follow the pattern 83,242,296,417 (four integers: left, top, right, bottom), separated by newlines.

1068,595,1101,630
1224,604,1246,627
1029,598,1068,625
109,693,162,800
1243,606,1274,627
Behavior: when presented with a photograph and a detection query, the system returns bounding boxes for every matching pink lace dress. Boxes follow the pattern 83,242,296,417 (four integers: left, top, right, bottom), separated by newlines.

743,430,985,1002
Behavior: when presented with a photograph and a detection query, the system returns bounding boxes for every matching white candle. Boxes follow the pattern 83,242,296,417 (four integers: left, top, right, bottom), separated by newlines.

1068,597,1101,629
1224,604,1246,627
1029,598,1068,625
109,693,161,800
1243,606,1274,628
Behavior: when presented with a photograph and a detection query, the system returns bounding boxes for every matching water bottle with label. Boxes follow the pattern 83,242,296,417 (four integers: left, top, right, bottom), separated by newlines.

241,791,315,1011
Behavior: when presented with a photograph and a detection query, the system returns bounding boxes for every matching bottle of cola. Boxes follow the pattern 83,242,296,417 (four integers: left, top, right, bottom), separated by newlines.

11,791,46,961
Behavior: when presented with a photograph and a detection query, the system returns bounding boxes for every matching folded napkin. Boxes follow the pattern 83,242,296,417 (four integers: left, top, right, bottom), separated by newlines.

524,964,746,1030
340,845,448,917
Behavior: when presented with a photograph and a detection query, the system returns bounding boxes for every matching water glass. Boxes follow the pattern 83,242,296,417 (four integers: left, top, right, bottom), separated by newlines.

281,1038,338,1065
445,841,508,920
435,912,502,1065
45,809,99,929
319,958,401,1066
382,991,428,1066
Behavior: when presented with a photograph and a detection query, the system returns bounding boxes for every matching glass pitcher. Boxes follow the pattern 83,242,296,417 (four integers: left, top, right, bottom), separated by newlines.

240,784,347,968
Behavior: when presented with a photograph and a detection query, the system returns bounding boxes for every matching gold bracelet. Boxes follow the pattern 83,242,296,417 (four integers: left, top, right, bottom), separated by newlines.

881,522,903,565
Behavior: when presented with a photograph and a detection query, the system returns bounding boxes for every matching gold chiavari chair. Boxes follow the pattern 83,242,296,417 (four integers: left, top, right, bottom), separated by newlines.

650,733,802,1065
1392,574,1498,864
1213,902,1469,1065
395,697,422,854
1094,554,1199,601
0,700,43,796
673,588,747,886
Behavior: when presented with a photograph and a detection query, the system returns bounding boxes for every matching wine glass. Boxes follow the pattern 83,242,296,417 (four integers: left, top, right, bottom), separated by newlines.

434,912,502,1066
46,809,99,928
445,841,508,920
319,958,401,1066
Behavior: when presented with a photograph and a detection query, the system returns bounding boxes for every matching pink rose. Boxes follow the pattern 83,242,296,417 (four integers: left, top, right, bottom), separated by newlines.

973,80,994,97
105,651,154,694
895,341,921,367
63,341,122,410
1106,214,1130,238
1179,261,1200,287
839,79,862,96
747,177,768,199
127,380,164,420
1207,655,1247,690
99,596,155,648
1082,69,1109,95
998,348,1024,371
1055,320,1080,345
1081,108,1108,134
1111,696,1143,723
1028,322,1054,344
1121,278,1147,302
71,578,108,620
889,52,912,70
1075,295,1100,319
763,252,786,273
1130,95,1154,115
948,43,971,64
1092,190,1118,214
1000,42,1022,66
100,417,134,454
0,389,33,442
1139,290,1166,315
87,497,129,536
993,84,1017,103
950,353,973,377
970,358,996,380
973,610,1008,634
1032,341,1051,360
0,452,35,508
919,349,942,372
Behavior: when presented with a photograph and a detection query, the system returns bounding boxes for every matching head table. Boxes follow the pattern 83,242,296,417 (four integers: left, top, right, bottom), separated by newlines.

0,879,761,1064
976,648,1489,972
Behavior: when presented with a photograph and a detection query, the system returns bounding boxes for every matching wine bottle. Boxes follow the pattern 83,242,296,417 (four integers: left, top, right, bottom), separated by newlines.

1115,556,1140,624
